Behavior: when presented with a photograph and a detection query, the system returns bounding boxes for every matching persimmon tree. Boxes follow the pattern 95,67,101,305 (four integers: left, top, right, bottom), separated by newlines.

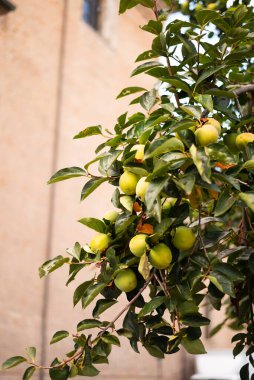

2,0,254,379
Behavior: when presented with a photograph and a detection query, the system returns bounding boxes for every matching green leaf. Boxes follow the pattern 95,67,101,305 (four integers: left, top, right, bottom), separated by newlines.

25,347,36,362
50,331,69,345
2,356,27,369
144,138,184,160
138,253,150,280
166,77,191,95
190,145,211,184
140,89,157,111
39,256,69,278
181,314,210,327
208,273,234,297
139,296,166,317
93,299,118,318
145,177,168,211
240,363,249,380
69,365,78,377
135,50,159,62
141,20,162,35
23,366,36,380
214,189,236,217
66,242,82,261
78,217,106,233
116,86,146,99
115,214,137,235
196,9,220,26
180,105,202,119
194,94,213,112
49,363,70,380
119,0,136,14
82,282,107,309
101,334,120,346
195,66,224,90
73,280,94,307
78,365,99,377
213,263,244,282
131,62,162,77
48,167,86,184
239,192,254,212
144,344,164,358
182,338,206,354
80,177,108,201
73,126,102,139
77,319,102,332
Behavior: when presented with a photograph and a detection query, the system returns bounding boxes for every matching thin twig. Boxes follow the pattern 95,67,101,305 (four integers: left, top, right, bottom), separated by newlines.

92,272,154,342
154,272,170,297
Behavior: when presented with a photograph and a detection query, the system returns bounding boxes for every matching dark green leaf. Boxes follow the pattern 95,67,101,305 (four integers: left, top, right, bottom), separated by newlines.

73,126,102,139
79,365,100,377
101,334,120,346
81,177,108,201
77,319,102,332
73,280,94,307
145,177,168,211
182,338,206,354
139,296,167,317
116,86,146,99
93,299,118,318
48,167,86,184
82,282,107,309
23,367,36,380
141,20,162,35
2,356,27,369
181,314,210,327
50,331,69,345
78,217,106,233
214,189,236,217
196,9,221,26
39,256,69,278
195,66,225,90
240,363,249,380
131,62,162,77
144,344,164,358
49,364,70,380
208,273,234,297
180,105,202,119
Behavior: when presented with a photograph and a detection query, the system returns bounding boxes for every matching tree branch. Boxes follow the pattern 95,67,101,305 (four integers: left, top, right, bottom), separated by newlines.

93,272,154,341
233,84,254,96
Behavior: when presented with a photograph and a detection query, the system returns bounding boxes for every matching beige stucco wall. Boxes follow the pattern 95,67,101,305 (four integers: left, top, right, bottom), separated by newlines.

0,1,236,380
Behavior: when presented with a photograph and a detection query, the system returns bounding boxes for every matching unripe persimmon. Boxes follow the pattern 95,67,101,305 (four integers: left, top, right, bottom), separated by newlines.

195,125,219,146
172,226,195,251
149,243,172,269
130,144,145,161
235,133,254,150
223,133,239,154
90,233,110,253
129,234,148,257
114,269,137,292
119,171,139,195
136,177,149,202
103,210,118,223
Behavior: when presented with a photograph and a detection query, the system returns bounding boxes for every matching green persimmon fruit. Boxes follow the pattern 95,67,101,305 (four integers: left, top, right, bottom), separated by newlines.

235,133,254,150
129,234,148,257
223,133,239,154
172,226,195,251
136,177,149,202
114,269,137,292
103,209,118,223
149,243,172,269
119,171,139,195
90,233,110,253
195,125,219,146
205,118,221,135
130,144,145,161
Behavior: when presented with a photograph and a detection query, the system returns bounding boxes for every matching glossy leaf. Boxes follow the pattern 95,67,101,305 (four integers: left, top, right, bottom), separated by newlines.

48,167,86,184
50,331,69,345
78,217,106,233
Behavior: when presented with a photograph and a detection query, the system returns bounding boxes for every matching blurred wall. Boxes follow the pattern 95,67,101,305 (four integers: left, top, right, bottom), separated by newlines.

0,1,235,380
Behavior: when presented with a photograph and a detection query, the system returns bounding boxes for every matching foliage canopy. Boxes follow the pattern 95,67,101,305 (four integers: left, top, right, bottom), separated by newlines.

2,0,254,379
